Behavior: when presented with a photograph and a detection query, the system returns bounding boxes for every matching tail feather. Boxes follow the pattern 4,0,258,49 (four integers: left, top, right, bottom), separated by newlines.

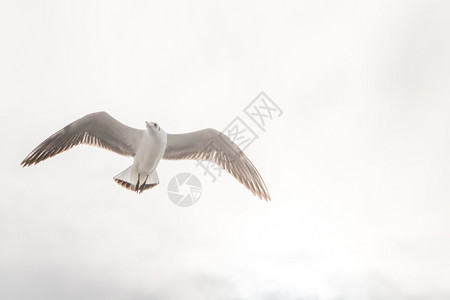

113,166,159,193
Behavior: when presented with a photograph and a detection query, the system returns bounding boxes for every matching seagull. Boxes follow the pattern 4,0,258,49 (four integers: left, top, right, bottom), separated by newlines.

21,112,270,201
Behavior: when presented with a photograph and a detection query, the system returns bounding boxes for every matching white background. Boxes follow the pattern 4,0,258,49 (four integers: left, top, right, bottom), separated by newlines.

1,0,450,299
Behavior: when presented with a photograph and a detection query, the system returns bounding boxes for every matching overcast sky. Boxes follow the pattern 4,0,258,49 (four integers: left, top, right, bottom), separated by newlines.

1,0,450,299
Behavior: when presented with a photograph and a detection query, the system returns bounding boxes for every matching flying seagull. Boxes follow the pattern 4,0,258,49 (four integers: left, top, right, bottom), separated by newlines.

21,112,270,201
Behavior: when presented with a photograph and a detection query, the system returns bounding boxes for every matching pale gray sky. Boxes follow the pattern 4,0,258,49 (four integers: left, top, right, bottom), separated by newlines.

1,0,450,299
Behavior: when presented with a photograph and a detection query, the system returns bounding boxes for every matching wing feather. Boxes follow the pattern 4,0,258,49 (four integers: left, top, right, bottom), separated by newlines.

21,111,143,166
163,129,270,201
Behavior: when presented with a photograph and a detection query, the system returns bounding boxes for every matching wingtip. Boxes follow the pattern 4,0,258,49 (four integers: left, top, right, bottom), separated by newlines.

256,192,271,202
20,157,36,167
262,194,271,202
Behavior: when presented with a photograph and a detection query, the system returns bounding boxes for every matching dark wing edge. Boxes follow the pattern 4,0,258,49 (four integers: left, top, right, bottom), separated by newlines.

163,129,271,201
21,111,143,167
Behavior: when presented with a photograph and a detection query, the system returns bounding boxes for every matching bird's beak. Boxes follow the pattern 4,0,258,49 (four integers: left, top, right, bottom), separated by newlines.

145,121,150,127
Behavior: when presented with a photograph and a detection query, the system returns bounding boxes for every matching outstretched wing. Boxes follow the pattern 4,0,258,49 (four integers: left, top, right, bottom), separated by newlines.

21,111,144,166
163,129,270,201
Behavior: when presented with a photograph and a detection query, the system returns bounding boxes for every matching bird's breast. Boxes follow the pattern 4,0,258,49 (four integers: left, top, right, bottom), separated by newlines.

133,132,167,173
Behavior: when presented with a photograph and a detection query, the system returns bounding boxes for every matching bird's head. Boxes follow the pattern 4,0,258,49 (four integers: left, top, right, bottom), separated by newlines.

146,121,163,134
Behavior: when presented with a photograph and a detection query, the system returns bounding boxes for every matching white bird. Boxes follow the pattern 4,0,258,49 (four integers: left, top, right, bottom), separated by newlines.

21,112,270,201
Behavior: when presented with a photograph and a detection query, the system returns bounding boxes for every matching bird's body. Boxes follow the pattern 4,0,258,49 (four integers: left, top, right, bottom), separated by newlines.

133,126,167,174
21,112,270,201
113,122,167,193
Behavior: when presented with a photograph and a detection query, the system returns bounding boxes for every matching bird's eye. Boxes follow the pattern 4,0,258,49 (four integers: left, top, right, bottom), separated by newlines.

154,123,158,128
